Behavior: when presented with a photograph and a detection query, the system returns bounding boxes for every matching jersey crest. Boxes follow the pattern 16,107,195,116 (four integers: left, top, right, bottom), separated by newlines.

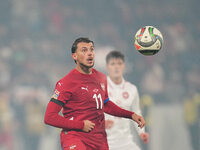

93,88,99,93
122,91,129,99
100,83,105,91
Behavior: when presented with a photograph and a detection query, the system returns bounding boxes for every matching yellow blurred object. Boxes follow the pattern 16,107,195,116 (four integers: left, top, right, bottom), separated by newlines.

140,94,153,107
183,98,198,125
140,94,154,127
193,93,200,104
0,99,7,112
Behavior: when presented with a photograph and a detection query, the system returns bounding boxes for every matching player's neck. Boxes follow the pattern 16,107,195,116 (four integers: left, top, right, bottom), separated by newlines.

76,65,92,74
110,76,122,85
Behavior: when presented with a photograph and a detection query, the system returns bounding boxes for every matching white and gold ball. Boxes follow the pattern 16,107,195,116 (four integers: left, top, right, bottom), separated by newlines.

134,26,163,56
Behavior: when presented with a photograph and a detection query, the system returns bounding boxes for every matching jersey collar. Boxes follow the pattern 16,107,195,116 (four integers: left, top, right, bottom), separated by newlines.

107,76,125,89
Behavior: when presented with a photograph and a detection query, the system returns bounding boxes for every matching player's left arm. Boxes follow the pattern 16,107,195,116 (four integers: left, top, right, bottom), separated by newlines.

104,100,145,129
103,76,145,128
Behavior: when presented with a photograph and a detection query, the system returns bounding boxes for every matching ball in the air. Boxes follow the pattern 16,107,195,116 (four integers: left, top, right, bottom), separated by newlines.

134,26,163,56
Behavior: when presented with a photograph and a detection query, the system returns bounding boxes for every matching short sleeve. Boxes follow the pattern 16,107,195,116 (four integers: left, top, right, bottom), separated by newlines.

51,81,71,105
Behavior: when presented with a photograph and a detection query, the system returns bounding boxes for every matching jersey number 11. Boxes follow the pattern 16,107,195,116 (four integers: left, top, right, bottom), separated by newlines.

93,93,103,109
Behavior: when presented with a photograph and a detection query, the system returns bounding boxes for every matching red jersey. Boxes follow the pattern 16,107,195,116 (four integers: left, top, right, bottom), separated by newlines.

51,68,109,146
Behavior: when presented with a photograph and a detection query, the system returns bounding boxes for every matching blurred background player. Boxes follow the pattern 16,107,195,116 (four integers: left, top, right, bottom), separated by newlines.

105,51,149,150
44,38,146,150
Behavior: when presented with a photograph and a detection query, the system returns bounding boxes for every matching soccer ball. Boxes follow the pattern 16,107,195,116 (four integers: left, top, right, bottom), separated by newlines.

134,26,163,56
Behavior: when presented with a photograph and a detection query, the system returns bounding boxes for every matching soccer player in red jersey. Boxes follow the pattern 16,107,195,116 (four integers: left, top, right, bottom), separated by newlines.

44,37,146,150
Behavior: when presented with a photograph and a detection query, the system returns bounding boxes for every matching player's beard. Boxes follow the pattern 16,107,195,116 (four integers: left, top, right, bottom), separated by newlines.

79,61,94,70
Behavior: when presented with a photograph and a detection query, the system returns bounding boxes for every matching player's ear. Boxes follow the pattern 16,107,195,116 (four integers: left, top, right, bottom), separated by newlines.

72,53,77,61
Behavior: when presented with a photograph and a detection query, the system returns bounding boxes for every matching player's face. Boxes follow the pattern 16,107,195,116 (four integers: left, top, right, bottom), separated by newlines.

72,42,95,68
106,58,125,80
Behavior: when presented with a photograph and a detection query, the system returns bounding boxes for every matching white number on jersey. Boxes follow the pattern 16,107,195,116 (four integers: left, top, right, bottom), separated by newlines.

93,93,103,109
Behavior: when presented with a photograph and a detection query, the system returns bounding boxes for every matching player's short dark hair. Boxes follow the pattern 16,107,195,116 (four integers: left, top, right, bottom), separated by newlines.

71,37,94,53
106,51,125,64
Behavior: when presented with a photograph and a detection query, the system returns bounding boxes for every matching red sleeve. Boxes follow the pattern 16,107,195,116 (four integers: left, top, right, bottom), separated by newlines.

104,100,134,119
51,81,71,104
44,101,84,130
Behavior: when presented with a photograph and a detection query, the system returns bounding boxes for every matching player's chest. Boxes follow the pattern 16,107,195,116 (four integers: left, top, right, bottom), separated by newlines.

108,88,133,108
72,81,106,102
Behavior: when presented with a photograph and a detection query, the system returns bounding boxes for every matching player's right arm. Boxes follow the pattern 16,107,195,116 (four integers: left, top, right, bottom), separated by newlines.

44,100,84,130
44,99,95,132
44,81,95,132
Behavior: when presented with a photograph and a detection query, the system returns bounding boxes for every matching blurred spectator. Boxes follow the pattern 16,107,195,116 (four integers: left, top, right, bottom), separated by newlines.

183,93,200,150
140,94,154,150
0,92,14,150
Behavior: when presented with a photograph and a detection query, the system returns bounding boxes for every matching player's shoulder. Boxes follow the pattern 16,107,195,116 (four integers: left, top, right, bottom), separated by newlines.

59,69,74,80
124,80,138,91
56,69,76,86
93,68,106,79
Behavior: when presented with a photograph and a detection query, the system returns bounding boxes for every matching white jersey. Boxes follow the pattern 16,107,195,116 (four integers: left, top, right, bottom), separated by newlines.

105,76,145,150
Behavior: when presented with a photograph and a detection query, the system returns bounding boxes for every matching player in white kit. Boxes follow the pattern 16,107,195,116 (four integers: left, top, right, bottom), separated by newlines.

105,51,149,150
